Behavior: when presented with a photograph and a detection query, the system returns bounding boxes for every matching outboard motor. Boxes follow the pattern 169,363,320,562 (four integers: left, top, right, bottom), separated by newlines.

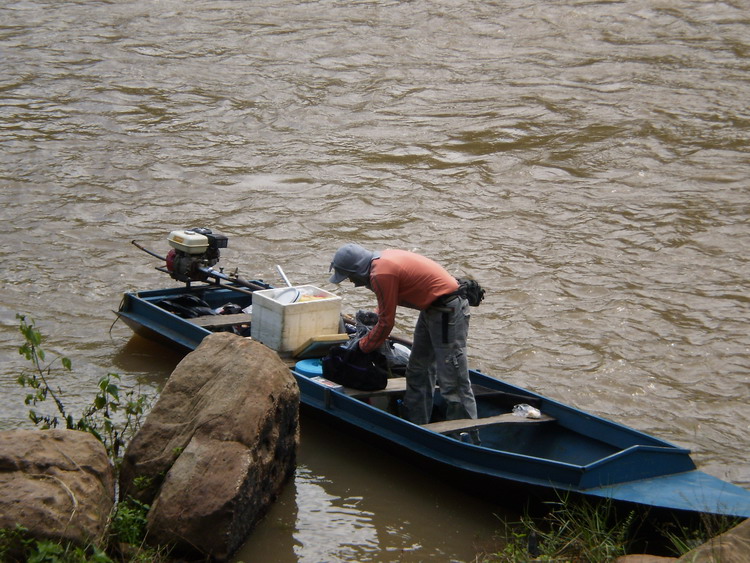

165,227,228,282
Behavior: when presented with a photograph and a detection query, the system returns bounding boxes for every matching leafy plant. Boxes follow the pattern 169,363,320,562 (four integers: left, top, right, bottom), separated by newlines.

17,314,73,430
10,315,164,560
107,497,174,563
132,475,154,492
0,525,35,562
109,498,150,546
16,314,149,464
0,526,114,563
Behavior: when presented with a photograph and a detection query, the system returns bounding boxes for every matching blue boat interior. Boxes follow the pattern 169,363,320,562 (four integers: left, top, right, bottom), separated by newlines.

360,382,620,467
117,285,261,349
475,407,617,466
118,284,675,472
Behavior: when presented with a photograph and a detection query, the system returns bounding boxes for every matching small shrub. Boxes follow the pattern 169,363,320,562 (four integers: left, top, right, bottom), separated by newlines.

0,525,34,562
0,525,114,563
16,314,150,465
9,315,161,562
109,498,150,547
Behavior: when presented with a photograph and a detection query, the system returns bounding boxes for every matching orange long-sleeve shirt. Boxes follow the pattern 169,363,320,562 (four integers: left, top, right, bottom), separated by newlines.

358,249,459,354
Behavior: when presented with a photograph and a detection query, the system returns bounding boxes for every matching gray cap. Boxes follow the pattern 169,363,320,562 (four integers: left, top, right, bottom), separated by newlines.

329,243,380,283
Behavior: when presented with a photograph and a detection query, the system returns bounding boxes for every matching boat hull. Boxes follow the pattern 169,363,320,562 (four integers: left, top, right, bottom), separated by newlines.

116,284,750,518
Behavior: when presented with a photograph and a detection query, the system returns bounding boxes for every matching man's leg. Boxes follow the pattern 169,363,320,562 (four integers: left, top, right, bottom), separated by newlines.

402,311,436,424
429,298,477,421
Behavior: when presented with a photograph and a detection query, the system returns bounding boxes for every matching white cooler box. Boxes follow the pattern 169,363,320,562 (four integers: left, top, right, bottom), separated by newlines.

250,285,342,352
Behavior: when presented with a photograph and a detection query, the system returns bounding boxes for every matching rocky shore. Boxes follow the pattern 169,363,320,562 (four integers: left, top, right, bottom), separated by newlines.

0,333,300,561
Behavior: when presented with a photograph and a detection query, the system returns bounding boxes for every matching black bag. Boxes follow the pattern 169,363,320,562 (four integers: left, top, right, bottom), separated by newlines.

456,278,486,307
159,294,215,318
322,345,389,391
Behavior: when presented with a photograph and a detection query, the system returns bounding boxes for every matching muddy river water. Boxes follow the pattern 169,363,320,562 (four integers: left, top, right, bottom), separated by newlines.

1,1,748,561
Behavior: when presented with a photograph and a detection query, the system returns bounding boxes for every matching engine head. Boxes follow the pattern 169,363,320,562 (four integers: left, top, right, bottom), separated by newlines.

166,228,228,282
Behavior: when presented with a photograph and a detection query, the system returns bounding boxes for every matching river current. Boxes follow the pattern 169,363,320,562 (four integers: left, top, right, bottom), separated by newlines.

1,1,748,561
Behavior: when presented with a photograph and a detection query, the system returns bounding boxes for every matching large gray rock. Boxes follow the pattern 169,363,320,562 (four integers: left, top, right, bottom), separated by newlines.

676,517,750,562
616,555,676,562
616,517,750,563
119,332,300,561
0,429,115,547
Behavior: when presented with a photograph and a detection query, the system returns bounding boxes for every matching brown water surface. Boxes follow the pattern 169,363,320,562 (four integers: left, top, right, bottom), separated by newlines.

1,1,748,561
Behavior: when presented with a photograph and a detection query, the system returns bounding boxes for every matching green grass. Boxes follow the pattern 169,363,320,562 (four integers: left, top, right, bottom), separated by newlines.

479,495,742,562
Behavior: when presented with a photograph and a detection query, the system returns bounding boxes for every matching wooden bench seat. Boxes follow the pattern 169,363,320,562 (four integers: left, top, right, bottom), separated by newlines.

189,313,252,328
344,377,408,398
422,412,555,434
345,378,555,433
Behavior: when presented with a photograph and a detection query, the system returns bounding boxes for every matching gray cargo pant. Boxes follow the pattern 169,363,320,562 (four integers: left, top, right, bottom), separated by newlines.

402,295,477,425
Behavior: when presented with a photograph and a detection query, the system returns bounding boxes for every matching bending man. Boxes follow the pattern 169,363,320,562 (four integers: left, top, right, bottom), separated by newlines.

329,243,477,425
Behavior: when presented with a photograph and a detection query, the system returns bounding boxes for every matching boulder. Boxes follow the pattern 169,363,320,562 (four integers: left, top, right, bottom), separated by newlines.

616,555,676,562
676,517,750,562
0,428,114,547
119,332,300,561
616,518,750,563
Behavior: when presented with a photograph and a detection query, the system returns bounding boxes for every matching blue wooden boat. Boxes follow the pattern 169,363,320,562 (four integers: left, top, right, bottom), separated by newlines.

116,281,750,519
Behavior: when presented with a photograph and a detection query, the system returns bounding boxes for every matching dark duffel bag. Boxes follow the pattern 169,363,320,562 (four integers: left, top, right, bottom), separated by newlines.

321,345,388,391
